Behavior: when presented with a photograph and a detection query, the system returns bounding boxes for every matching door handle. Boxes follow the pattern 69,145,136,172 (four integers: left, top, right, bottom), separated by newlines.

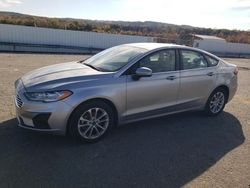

166,76,177,80
207,72,214,76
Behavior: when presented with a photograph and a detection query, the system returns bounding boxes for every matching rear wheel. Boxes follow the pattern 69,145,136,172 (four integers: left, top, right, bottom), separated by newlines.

205,88,227,116
69,101,115,142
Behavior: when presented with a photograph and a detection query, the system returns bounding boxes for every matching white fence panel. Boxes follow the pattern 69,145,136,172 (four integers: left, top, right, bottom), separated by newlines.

0,24,154,50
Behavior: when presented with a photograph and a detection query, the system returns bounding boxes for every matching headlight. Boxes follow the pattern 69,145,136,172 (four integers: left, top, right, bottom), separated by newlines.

24,90,72,102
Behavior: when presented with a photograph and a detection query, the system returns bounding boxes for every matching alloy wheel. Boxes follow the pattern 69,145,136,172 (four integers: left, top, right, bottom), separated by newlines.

209,91,225,114
77,108,109,139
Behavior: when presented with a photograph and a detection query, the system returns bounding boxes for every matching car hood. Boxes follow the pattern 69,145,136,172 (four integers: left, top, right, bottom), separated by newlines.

21,61,113,91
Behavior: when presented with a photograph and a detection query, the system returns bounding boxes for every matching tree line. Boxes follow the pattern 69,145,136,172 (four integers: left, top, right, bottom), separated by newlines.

0,12,249,45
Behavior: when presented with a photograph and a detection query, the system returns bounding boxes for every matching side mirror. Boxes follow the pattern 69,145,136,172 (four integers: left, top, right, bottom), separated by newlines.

132,67,152,80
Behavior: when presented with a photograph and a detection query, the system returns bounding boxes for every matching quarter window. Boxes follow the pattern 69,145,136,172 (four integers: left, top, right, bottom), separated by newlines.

181,50,208,70
205,55,219,66
139,50,176,73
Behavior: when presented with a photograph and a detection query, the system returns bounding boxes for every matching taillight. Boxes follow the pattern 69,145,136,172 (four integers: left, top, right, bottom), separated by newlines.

234,67,238,75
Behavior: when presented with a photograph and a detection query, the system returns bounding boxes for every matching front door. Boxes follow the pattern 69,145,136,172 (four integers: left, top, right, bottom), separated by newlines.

125,49,180,120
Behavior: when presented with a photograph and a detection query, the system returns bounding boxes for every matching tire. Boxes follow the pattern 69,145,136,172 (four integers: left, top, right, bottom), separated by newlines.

205,88,227,116
68,101,115,142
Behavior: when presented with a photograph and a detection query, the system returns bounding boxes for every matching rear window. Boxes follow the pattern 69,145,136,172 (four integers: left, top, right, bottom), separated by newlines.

205,55,219,67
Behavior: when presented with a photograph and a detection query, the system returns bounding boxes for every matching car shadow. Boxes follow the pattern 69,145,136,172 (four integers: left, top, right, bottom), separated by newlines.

0,111,245,188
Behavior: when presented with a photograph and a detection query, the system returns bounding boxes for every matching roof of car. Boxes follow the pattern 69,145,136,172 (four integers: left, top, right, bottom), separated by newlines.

124,42,220,60
125,43,193,50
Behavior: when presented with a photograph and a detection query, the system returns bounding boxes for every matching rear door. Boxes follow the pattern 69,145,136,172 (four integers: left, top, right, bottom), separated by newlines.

125,49,180,120
178,49,217,108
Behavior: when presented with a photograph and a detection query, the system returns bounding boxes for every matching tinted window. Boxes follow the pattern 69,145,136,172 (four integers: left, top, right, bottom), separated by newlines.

139,50,176,73
205,55,219,66
181,50,208,70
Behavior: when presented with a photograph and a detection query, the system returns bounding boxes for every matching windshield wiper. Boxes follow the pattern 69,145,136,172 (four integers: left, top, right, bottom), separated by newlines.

83,63,102,71
77,56,91,64
77,60,85,63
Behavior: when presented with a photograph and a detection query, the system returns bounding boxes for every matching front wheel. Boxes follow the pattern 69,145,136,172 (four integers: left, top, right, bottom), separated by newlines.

205,88,227,116
68,101,115,142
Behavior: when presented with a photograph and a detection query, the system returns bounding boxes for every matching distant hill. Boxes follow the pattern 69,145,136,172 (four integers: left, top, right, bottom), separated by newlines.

0,11,249,44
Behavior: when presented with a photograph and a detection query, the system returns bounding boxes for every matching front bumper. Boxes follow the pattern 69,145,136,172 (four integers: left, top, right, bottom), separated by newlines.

14,81,73,135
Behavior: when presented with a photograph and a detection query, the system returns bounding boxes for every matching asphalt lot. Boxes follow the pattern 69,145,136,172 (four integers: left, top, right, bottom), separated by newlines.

0,53,249,188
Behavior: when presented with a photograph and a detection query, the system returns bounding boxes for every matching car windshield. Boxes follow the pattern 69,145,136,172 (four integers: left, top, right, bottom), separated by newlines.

82,45,147,72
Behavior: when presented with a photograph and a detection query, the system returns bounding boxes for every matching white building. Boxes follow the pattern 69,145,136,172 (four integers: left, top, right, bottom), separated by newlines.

193,34,250,57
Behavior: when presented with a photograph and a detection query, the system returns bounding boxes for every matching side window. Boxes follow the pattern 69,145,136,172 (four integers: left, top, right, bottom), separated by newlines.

139,50,176,73
181,50,208,70
205,54,219,66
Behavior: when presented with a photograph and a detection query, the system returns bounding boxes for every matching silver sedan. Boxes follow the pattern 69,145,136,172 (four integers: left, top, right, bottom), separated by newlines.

14,43,238,142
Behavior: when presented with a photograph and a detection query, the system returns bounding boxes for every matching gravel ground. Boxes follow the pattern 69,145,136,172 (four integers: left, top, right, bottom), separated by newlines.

0,53,249,188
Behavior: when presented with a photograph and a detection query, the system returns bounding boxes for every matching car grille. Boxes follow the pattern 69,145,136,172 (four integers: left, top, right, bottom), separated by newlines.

16,94,23,108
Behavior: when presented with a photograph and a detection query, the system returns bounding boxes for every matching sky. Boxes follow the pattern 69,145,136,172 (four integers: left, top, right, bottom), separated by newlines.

0,0,250,30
